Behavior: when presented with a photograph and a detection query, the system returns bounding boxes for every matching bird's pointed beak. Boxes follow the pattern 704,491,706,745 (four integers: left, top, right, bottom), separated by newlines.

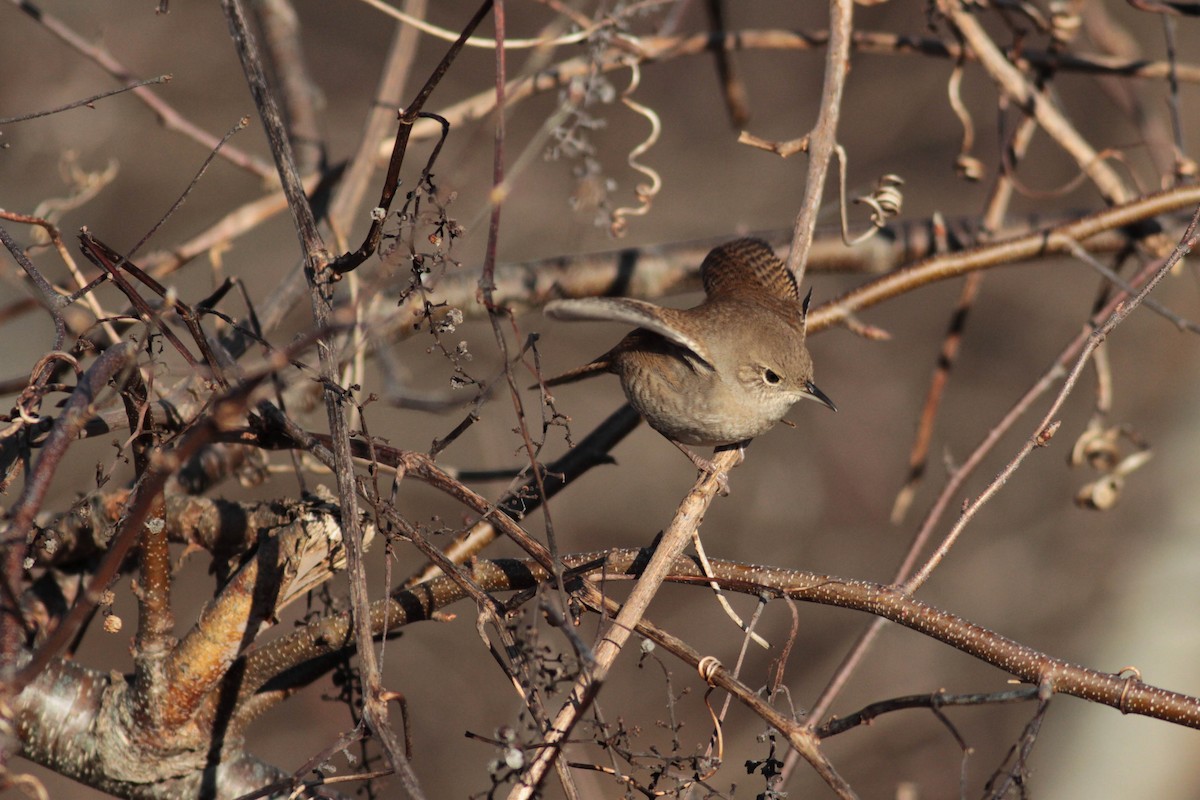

803,380,837,412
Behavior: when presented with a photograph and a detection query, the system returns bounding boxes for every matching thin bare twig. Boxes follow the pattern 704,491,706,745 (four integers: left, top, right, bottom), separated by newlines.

0,75,171,124
903,206,1200,591
10,0,273,178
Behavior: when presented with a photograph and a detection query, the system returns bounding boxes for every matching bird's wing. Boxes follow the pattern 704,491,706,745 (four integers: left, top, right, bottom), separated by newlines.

699,238,799,303
544,297,714,368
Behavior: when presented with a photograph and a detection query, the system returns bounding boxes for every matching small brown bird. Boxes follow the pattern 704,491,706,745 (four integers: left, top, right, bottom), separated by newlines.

541,238,835,473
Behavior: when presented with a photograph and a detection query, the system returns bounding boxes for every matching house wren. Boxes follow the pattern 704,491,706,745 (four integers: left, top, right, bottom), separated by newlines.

541,238,835,472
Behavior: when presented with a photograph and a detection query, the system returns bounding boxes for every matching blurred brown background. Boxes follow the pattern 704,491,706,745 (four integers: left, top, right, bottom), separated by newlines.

3,1,1200,797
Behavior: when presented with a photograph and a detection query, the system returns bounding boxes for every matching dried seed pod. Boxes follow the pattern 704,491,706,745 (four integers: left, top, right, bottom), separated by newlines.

1076,474,1123,511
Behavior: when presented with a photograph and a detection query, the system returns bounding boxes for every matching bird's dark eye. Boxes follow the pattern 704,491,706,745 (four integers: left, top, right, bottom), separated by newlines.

763,368,781,385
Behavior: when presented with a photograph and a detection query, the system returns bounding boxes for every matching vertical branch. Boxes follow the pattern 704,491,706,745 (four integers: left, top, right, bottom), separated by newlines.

0,222,70,491
474,6,580,795
1,343,138,673
326,0,428,239
11,367,242,699
703,0,750,127
220,0,326,261
220,1,424,794
251,0,324,176
507,453,736,800
0,224,66,353
122,365,175,732
479,0,507,306
786,0,853,283
478,0,568,568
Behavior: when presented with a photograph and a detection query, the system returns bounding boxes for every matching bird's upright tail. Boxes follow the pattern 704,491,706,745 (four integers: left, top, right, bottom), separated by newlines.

536,358,612,388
